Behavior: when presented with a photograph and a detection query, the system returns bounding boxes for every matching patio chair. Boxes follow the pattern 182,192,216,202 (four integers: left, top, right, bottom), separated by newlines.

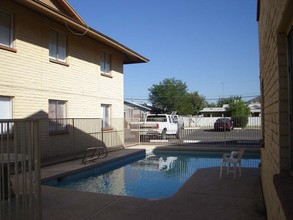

219,148,244,179
81,146,108,164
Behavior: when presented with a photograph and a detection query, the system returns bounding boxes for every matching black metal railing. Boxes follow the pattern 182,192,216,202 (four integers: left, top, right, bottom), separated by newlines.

0,119,41,220
128,116,262,147
39,118,125,166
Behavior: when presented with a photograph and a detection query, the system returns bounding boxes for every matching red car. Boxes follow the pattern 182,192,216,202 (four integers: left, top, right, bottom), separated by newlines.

214,118,233,131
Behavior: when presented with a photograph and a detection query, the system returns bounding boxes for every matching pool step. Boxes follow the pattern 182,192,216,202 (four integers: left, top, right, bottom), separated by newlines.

81,147,108,164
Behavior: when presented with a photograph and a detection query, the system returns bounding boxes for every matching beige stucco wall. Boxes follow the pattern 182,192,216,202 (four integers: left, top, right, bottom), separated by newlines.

0,0,124,120
258,0,293,219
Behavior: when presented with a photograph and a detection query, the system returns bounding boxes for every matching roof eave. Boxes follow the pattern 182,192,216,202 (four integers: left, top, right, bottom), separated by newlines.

124,100,152,111
87,27,149,64
13,0,149,64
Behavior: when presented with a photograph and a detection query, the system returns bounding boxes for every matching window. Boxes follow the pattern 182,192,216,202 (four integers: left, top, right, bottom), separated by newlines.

48,100,67,133
0,9,13,48
0,96,12,119
100,51,111,75
49,29,67,62
101,104,111,128
0,96,12,134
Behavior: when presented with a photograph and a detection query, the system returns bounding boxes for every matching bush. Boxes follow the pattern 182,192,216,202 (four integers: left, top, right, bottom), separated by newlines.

231,115,248,128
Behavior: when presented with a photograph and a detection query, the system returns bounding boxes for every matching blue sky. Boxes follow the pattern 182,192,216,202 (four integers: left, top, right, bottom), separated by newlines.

68,0,259,104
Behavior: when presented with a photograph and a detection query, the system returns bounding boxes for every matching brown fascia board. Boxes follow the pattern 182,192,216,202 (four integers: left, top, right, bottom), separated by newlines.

57,0,87,25
13,0,149,64
29,0,86,25
86,26,149,64
256,0,260,21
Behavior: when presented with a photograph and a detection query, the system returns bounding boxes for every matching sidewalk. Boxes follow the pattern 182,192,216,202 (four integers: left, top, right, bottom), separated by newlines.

40,148,266,220
41,167,265,220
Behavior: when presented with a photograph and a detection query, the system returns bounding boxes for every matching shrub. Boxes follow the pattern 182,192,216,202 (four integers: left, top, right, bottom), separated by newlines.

231,115,248,128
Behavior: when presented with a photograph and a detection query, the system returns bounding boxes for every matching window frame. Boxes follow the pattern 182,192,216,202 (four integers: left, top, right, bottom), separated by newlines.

100,51,112,77
48,100,68,134
49,29,67,64
0,9,16,52
101,104,112,129
0,96,12,120
0,96,13,136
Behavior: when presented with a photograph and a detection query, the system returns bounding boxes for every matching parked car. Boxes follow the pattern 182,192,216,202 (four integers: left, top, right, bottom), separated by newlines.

129,114,179,139
172,115,184,130
214,117,233,131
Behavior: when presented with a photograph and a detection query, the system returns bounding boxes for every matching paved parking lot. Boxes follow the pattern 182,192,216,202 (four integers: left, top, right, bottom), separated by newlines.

140,128,261,145
180,128,261,141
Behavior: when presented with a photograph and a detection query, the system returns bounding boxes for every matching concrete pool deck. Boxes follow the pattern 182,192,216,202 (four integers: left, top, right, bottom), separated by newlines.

40,145,266,220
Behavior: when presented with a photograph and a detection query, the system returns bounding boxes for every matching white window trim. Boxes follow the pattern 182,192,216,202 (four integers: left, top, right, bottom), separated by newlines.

49,29,67,63
0,96,12,135
100,51,111,75
48,100,68,134
101,104,111,128
0,96,12,119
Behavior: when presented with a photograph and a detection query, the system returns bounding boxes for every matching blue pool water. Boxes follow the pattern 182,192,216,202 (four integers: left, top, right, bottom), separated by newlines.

44,150,260,199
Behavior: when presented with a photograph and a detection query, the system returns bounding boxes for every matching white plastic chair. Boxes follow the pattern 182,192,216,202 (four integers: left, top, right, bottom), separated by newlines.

220,149,244,179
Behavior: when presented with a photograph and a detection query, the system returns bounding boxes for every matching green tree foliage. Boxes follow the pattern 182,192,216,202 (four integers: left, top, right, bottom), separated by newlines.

148,78,207,115
148,78,187,113
188,92,208,115
217,96,242,107
226,100,250,128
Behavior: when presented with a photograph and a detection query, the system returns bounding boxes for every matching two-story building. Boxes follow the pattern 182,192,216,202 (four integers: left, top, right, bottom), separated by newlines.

0,0,148,122
0,0,148,164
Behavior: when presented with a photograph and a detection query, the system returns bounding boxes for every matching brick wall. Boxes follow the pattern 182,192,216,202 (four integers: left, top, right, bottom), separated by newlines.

258,0,292,219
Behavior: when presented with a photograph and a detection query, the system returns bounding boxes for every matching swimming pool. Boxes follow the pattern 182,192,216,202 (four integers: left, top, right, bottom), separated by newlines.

44,150,260,199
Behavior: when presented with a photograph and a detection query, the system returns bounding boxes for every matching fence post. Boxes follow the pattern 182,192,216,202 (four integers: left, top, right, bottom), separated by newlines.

101,119,104,145
224,122,227,146
139,118,141,143
33,120,42,219
72,118,75,158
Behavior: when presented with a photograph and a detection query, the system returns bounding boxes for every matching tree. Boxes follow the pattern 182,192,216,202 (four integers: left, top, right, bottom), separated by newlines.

217,96,242,107
148,78,207,115
188,92,208,115
226,100,250,128
148,78,188,114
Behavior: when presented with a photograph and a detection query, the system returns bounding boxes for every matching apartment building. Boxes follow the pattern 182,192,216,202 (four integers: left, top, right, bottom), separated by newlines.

0,0,148,122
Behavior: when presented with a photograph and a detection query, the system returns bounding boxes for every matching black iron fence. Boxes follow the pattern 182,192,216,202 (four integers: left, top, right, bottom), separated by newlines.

39,118,125,166
0,119,41,220
127,116,262,146
0,116,262,219
0,117,133,219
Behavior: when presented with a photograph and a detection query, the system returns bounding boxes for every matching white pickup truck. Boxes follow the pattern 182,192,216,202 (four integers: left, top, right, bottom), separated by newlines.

130,114,180,139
